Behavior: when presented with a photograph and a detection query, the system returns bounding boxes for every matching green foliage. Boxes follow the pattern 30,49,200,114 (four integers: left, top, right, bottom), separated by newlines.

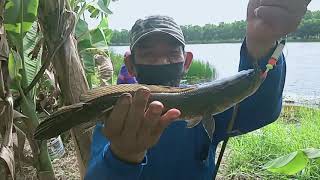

110,29,130,44
264,148,320,175
8,23,42,96
225,106,320,179
6,5,54,174
75,17,88,36
264,150,309,175
73,0,113,88
81,51,96,74
89,0,112,16
110,10,320,44
73,0,112,21
181,21,246,43
90,25,107,47
76,17,111,51
291,10,320,40
4,0,39,50
110,21,246,44
76,18,110,87
8,50,23,87
4,0,40,91
23,23,42,95
8,23,42,119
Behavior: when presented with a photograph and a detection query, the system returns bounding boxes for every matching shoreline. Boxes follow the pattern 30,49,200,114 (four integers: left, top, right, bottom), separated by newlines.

283,95,320,108
110,39,320,46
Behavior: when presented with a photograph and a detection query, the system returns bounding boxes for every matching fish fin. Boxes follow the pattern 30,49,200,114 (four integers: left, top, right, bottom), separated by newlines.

186,116,203,128
83,106,114,134
202,114,215,141
102,106,113,114
95,106,114,121
34,103,88,140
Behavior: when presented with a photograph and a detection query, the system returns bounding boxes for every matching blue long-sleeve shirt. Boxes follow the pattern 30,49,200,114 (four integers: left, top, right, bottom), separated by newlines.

85,41,286,180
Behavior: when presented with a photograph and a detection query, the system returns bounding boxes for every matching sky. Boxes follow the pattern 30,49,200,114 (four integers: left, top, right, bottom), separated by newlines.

99,0,320,30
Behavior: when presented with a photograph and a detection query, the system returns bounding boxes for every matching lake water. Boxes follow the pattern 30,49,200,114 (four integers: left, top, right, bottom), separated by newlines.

110,42,320,106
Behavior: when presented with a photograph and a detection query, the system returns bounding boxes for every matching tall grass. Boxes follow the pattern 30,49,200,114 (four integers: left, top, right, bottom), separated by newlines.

109,52,125,84
224,106,320,179
184,60,216,84
110,52,124,78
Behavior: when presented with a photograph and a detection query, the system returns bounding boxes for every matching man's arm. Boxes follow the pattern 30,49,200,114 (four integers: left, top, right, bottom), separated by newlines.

85,124,147,179
210,0,308,143
212,40,286,143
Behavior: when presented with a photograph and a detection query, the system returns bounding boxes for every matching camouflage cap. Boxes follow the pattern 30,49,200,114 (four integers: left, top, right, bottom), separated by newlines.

129,15,185,51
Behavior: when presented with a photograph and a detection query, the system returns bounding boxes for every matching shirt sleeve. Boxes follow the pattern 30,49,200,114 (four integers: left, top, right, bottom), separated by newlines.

212,39,286,143
85,124,147,180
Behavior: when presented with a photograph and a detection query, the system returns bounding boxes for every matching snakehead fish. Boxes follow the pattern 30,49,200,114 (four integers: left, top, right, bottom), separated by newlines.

34,68,264,140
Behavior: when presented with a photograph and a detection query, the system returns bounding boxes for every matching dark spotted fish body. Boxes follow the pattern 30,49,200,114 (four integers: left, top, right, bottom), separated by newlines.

34,68,264,140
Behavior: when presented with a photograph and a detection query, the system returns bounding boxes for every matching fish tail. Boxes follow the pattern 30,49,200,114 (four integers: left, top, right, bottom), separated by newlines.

34,103,85,140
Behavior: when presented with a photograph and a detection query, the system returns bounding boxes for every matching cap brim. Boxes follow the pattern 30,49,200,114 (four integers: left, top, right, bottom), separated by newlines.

130,29,185,51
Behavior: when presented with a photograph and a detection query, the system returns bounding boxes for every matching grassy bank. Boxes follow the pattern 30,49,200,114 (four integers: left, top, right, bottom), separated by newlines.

223,105,320,179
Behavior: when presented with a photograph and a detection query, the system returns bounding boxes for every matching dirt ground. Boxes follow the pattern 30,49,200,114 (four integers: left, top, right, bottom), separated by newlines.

17,139,80,180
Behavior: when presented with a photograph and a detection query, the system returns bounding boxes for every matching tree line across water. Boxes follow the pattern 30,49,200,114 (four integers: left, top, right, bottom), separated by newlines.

110,10,320,45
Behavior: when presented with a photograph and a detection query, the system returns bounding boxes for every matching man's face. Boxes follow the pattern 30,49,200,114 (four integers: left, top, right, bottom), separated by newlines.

133,33,185,65
127,33,192,86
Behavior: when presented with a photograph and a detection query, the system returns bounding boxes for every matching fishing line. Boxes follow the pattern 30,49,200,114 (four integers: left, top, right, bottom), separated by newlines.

212,104,239,179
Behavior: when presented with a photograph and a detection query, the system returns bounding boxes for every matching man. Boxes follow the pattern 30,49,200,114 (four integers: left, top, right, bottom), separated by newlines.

117,52,138,85
85,0,308,179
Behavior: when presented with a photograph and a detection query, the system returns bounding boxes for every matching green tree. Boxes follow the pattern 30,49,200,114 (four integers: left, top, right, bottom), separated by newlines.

110,10,320,44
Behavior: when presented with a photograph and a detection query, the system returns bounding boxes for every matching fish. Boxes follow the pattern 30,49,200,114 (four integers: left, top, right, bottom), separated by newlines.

34,68,264,140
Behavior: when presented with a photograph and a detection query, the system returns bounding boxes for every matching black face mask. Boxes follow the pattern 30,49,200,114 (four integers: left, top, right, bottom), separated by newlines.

134,62,184,87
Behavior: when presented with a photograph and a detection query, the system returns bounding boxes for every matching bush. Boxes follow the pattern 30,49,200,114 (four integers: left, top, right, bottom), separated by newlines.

184,60,216,84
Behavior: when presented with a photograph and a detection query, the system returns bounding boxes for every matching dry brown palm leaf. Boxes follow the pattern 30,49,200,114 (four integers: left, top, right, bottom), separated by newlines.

13,124,26,173
11,110,28,173
0,9,14,178
13,111,41,171
0,97,15,180
0,21,9,100
94,54,114,86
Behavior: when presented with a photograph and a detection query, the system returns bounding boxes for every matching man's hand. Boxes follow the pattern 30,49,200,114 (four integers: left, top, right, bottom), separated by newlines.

246,0,309,59
103,88,181,163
